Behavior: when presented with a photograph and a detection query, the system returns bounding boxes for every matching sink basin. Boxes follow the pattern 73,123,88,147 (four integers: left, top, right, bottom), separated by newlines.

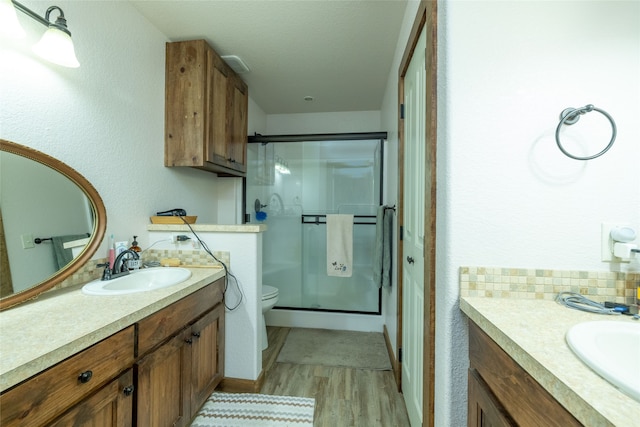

566,320,640,402
82,267,192,295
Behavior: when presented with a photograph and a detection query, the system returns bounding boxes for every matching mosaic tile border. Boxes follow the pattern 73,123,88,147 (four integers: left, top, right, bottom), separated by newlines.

143,249,228,268
460,266,639,305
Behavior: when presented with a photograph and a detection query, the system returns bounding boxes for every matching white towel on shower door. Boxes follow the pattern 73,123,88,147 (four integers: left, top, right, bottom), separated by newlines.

326,214,353,277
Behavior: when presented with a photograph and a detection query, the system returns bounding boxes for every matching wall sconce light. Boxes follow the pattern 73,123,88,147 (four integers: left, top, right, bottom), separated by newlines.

1,0,80,68
0,0,25,37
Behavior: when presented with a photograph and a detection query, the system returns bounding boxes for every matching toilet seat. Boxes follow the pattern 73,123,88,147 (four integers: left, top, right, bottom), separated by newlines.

262,285,279,300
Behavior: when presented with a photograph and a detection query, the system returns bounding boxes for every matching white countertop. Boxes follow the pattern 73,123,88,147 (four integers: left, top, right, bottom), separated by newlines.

147,223,267,233
461,297,640,426
0,267,225,392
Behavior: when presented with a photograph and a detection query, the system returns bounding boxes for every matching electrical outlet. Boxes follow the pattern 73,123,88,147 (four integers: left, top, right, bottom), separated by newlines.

601,222,633,261
172,234,191,243
21,233,35,249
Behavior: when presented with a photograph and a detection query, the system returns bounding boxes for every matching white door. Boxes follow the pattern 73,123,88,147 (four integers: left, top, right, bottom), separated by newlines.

402,26,426,427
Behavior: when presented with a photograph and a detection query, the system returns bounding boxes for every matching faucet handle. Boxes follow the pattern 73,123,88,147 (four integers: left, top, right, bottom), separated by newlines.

97,262,111,280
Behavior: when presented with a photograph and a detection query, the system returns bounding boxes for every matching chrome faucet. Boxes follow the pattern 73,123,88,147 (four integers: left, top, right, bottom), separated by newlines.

97,250,140,281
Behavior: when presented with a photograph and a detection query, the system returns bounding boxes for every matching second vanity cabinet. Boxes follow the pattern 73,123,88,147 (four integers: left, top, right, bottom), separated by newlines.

0,277,225,427
468,322,582,427
165,39,248,177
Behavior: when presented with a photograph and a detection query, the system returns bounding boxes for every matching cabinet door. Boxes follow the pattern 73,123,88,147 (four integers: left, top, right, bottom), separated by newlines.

468,369,515,427
136,330,191,427
189,304,225,415
227,74,248,172
206,48,229,166
49,370,134,427
164,40,208,167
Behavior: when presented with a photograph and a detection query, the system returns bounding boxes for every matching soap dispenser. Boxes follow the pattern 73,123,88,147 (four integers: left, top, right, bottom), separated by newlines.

128,236,142,270
129,235,141,253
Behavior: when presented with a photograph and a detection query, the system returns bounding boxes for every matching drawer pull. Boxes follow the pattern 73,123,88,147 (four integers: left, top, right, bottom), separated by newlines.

192,332,201,338
185,338,193,345
78,370,93,384
123,385,135,396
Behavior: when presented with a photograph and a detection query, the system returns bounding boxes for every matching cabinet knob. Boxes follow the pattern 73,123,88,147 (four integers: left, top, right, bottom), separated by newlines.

407,256,415,264
192,332,201,338
123,385,135,396
78,370,93,384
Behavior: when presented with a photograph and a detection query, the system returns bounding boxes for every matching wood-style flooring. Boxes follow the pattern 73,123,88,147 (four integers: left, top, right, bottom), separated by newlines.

261,327,411,427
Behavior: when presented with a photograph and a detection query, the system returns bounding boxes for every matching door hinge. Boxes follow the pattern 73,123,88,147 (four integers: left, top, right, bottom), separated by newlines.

398,347,403,363
400,225,403,241
400,103,405,119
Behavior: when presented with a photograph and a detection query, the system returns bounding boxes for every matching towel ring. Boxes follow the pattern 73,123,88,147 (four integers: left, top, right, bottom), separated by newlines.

555,104,616,160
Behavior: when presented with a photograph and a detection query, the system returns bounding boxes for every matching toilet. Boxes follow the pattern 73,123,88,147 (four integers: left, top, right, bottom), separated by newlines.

261,285,279,350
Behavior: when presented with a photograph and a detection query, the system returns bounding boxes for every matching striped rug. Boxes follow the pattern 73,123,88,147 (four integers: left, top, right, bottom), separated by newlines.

190,392,315,427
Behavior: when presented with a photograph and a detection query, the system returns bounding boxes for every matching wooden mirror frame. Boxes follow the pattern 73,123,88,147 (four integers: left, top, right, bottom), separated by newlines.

0,139,107,310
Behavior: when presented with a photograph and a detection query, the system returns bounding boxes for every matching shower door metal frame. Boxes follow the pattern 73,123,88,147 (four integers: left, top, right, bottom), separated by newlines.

246,132,387,315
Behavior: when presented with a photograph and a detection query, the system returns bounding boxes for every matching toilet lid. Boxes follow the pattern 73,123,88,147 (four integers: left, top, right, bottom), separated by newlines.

262,285,279,299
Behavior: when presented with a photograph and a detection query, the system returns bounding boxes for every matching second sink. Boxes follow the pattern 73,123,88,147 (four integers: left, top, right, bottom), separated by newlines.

566,320,640,402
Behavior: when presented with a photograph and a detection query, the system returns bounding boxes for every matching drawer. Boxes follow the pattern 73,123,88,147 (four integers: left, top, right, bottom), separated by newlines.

0,326,135,427
137,278,224,356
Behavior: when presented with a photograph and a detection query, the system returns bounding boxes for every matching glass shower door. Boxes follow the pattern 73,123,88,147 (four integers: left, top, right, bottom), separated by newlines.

246,137,383,314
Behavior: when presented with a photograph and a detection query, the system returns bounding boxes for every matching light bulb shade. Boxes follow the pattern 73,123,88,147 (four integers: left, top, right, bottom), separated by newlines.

0,0,26,38
32,26,79,68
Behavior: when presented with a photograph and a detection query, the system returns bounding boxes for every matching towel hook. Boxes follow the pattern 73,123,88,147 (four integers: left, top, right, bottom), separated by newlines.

555,104,617,160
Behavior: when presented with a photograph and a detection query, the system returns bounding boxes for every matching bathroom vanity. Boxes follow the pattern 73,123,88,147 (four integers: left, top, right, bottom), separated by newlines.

0,267,225,427
461,297,640,426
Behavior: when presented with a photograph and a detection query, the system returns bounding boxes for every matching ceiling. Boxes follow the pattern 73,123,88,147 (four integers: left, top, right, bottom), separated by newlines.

129,1,408,115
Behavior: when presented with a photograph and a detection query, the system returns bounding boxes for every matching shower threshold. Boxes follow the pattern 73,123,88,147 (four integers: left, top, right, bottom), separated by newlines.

274,305,381,315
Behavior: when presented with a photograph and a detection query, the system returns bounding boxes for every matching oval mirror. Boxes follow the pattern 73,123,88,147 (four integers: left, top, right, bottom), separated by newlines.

0,139,106,310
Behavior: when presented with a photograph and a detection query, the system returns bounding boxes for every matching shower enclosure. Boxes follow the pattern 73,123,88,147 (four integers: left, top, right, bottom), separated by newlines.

246,133,385,314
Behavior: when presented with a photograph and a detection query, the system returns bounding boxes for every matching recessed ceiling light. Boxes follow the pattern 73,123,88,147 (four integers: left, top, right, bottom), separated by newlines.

304,96,314,101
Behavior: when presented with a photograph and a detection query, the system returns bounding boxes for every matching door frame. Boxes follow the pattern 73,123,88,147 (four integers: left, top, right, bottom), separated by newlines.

396,2,437,426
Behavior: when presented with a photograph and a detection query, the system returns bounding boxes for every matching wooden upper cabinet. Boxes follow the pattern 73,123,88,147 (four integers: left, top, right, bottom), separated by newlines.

165,39,248,177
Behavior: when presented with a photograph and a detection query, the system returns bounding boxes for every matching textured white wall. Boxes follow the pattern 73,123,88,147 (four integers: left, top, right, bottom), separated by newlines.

436,1,640,426
266,111,381,134
0,0,249,256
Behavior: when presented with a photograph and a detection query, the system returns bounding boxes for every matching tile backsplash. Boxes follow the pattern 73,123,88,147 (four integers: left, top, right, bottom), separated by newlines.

460,266,638,305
